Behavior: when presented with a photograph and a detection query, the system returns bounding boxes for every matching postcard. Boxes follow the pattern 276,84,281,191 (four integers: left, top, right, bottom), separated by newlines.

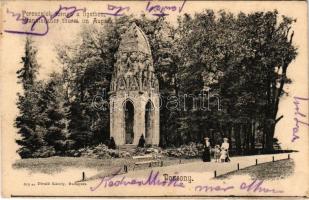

1,0,308,197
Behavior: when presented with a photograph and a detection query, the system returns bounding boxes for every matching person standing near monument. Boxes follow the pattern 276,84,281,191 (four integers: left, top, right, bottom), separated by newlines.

138,134,146,147
213,145,221,162
202,137,211,162
221,138,230,162
108,137,116,149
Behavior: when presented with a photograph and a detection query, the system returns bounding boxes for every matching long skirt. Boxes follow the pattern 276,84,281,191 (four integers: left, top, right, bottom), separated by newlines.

202,148,211,162
225,150,231,162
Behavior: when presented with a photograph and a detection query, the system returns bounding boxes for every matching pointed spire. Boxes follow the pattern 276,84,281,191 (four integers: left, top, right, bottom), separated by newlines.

118,23,152,55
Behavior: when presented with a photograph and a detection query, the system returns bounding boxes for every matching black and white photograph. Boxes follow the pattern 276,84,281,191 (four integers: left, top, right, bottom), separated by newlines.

1,0,308,197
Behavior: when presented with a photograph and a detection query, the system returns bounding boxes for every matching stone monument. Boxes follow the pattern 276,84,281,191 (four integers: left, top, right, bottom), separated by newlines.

109,23,160,146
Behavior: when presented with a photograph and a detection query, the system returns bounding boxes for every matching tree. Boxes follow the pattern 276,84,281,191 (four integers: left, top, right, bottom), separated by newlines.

16,38,40,90
43,73,68,155
15,38,48,158
175,10,297,152
57,21,120,148
256,13,297,152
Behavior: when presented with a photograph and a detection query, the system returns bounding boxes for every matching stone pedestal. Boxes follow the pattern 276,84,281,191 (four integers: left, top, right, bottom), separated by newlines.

110,90,159,145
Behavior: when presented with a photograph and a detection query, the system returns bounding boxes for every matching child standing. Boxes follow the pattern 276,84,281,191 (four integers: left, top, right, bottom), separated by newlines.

214,145,221,162
220,148,227,163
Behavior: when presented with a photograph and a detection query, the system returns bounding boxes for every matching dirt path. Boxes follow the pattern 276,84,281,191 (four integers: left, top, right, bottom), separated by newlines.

122,153,293,179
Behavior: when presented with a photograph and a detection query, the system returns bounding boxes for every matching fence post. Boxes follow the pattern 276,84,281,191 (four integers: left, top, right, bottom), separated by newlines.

160,160,163,167
82,172,85,181
255,159,258,165
272,156,275,162
288,154,290,159
214,170,217,178
237,163,240,170
124,165,128,173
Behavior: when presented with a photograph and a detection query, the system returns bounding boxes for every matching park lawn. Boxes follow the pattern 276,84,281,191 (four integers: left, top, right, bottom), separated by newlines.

13,156,200,174
217,159,294,180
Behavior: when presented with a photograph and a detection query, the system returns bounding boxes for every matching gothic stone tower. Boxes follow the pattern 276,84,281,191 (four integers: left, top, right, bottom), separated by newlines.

109,23,160,146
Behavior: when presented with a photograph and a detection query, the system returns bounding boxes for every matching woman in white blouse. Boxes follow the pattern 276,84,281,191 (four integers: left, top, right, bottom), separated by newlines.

221,138,230,162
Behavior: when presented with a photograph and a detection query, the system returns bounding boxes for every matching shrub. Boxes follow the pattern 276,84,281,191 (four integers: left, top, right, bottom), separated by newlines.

133,146,162,156
66,149,81,157
74,144,132,159
162,142,203,158
16,147,33,159
32,146,56,158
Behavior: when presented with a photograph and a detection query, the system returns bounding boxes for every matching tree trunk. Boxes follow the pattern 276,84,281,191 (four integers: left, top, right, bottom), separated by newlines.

235,123,242,154
230,124,234,150
240,124,245,154
245,123,250,153
228,123,232,149
250,120,256,151
265,122,275,152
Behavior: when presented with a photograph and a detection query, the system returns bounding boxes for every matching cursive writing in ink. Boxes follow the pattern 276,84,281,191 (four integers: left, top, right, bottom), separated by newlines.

101,4,130,16
195,184,234,192
6,8,29,24
240,179,284,193
292,96,309,142
90,170,185,191
145,0,187,17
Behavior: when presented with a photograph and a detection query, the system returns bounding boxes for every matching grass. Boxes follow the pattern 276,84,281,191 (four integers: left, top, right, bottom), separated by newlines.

216,159,295,180
13,156,131,174
12,156,200,175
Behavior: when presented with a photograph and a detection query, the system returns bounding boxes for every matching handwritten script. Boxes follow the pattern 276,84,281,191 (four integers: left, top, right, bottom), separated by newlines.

101,4,130,16
89,169,185,191
145,0,187,17
195,179,283,193
5,0,187,36
90,169,283,194
292,96,309,142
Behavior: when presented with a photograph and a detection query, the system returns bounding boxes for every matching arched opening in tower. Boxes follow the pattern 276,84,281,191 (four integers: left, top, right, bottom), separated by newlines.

124,101,134,144
145,101,154,143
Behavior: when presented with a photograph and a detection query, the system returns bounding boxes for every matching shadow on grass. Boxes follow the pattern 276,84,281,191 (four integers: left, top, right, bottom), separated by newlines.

12,156,134,174
216,159,295,180
12,156,200,175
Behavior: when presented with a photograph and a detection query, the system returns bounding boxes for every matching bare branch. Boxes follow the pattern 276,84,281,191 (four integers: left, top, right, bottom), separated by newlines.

275,115,284,124
286,27,291,38
289,31,294,44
